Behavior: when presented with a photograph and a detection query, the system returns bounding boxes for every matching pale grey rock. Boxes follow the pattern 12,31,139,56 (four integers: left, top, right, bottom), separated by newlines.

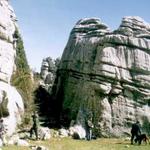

8,134,29,146
15,139,29,146
7,134,19,145
73,18,110,37
59,128,69,137
124,137,131,141
31,145,49,150
40,57,60,93
40,57,55,80
117,16,150,37
40,57,55,89
0,0,24,136
53,17,150,137
0,0,16,83
69,125,86,139
38,127,51,140
0,140,2,147
0,81,24,136
40,60,49,80
51,130,59,138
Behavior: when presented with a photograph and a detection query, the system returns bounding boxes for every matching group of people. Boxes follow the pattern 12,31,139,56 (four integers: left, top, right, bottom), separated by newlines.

29,111,145,144
0,111,146,145
85,114,145,145
130,120,145,145
85,118,145,145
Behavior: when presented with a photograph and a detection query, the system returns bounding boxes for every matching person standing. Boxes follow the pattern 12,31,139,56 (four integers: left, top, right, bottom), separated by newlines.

131,120,141,144
30,112,39,140
85,113,94,141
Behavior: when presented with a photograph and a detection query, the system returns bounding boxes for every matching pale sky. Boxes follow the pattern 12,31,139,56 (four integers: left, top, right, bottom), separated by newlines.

10,0,150,72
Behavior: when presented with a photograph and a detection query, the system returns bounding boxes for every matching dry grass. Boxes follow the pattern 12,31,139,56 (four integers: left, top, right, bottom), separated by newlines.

2,137,150,150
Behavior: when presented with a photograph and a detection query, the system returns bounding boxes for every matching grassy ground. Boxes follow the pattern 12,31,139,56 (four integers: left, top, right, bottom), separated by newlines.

2,137,150,150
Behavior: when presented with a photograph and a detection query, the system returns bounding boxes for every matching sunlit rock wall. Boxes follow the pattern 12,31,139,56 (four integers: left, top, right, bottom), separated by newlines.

53,16,150,137
0,0,24,135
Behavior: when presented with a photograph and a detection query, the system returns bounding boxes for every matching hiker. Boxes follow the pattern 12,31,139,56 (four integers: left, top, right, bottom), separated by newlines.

0,119,6,145
131,120,141,144
85,113,94,141
30,112,39,140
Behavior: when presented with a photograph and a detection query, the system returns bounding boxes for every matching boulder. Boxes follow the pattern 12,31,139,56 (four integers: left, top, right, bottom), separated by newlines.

53,16,150,137
69,125,86,139
15,139,29,146
31,145,49,150
51,129,59,138
38,127,51,140
0,82,24,135
59,128,69,137
8,134,29,146
7,134,19,145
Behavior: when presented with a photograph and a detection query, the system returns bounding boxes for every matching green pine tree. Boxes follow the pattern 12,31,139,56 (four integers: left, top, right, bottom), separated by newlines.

11,28,35,126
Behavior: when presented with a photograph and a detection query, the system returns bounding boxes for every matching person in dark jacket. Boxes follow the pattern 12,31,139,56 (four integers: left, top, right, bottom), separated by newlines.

131,121,141,144
30,112,39,140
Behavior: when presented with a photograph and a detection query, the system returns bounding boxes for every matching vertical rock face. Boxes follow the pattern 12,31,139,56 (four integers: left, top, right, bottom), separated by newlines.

0,0,16,83
0,0,24,135
53,17,150,137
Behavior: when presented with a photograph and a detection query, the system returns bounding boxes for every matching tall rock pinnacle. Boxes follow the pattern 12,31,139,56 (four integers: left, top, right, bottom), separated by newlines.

53,16,150,137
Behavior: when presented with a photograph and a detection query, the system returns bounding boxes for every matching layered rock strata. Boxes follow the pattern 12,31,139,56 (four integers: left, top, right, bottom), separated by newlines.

0,0,24,135
53,16,150,137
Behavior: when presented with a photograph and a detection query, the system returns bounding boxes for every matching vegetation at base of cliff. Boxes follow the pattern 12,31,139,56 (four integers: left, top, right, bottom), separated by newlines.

11,28,35,125
142,116,150,135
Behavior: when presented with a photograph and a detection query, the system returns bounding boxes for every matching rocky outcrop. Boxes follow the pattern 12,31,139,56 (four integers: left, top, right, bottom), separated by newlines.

0,81,24,135
53,16,150,137
0,0,16,83
40,57,56,93
0,0,24,135
40,57,60,93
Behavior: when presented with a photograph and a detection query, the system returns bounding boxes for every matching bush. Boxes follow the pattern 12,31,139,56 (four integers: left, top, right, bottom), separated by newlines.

142,116,150,135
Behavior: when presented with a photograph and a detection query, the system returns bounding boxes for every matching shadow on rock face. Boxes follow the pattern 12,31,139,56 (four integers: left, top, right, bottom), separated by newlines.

0,91,9,118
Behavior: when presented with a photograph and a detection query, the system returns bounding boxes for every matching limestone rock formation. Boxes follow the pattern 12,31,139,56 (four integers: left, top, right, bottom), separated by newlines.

0,0,17,83
0,0,24,135
40,57,55,91
40,57,60,92
53,17,150,137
